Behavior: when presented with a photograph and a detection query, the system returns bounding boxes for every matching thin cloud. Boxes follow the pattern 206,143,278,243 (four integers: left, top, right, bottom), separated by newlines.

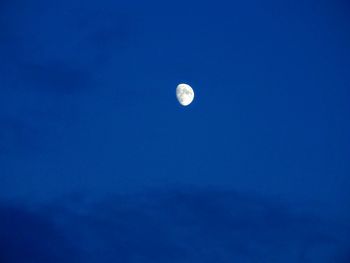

2,189,348,262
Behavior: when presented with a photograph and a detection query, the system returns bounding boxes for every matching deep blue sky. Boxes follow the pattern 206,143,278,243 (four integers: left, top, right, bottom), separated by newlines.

0,0,350,262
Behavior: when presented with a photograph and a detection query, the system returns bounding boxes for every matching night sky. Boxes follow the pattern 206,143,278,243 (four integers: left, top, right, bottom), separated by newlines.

1,0,350,262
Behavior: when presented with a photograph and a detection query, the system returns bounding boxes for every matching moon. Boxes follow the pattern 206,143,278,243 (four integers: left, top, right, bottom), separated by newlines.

176,83,194,106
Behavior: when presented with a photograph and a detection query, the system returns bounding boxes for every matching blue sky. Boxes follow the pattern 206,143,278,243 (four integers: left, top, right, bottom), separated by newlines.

0,0,350,262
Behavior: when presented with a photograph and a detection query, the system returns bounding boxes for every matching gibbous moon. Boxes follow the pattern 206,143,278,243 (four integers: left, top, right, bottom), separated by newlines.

176,83,194,106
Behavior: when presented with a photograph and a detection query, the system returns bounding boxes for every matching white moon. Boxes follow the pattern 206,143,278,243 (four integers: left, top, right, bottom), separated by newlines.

176,83,194,106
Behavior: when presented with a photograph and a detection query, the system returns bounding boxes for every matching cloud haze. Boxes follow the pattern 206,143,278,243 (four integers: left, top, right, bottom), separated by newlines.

0,0,349,262
1,189,349,263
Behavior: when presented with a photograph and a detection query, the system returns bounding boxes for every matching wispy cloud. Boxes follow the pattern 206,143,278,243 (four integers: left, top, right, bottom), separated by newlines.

0,201,79,263
1,189,349,262
0,0,137,157
0,0,134,93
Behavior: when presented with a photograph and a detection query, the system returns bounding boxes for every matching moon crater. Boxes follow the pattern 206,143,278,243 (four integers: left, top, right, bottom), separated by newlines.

176,84,194,106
